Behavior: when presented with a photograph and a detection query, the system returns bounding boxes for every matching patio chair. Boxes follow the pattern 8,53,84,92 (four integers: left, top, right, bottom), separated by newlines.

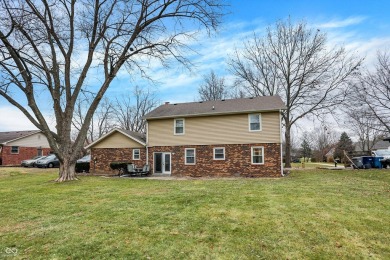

138,164,150,176
120,163,135,177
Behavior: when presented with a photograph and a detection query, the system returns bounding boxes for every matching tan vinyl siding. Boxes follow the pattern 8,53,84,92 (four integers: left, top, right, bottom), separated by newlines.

148,112,281,146
7,133,50,148
92,132,144,148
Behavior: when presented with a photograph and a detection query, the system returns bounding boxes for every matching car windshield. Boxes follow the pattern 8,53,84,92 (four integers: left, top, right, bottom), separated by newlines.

45,154,56,159
375,150,390,156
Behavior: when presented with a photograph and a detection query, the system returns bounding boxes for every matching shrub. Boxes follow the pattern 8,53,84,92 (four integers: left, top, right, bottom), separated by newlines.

109,162,132,171
311,158,316,163
75,162,90,173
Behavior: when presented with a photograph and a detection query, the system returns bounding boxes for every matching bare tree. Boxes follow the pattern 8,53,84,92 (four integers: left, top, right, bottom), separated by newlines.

343,108,383,154
198,70,228,101
73,96,115,144
228,19,362,167
115,86,158,133
350,51,390,133
0,0,225,181
308,125,338,162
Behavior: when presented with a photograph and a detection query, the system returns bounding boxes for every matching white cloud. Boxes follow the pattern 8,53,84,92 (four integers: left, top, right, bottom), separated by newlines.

0,106,38,131
316,16,367,29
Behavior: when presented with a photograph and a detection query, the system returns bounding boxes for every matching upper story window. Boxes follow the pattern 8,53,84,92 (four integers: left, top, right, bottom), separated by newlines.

174,118,185,135
185,148,196,165
11,146,19,154
133,149,140,160
213,147,225,160
249,114,262,131
251,146,264,164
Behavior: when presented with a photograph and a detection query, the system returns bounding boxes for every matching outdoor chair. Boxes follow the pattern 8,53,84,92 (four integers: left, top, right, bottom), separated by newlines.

120,163,135,177
138,164,150,176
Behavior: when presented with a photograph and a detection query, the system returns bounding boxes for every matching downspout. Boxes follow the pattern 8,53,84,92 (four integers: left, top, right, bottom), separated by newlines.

279,109,284,176
145,120,149,166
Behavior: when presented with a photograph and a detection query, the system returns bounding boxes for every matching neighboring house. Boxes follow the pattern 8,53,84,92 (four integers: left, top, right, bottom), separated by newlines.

353,140,390,156
144,96,286,177
86,129,146,174
0,130,52,166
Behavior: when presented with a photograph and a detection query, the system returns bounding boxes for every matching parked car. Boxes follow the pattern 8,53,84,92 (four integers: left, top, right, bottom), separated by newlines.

372,149,390,168
21,156,46,167
75,155,91,173
35,154,60,168
77,155,91,163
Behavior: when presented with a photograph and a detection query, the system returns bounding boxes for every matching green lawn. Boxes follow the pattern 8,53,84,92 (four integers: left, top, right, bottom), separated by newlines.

0,167,389,259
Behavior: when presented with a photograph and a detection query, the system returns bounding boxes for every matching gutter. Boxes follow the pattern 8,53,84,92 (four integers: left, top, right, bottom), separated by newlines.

279,109,284,177
144,108,286,120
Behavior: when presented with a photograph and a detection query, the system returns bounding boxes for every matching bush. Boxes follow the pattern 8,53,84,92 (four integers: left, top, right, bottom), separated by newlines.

109,162,132,171
311,158,316,163
75,162,90,173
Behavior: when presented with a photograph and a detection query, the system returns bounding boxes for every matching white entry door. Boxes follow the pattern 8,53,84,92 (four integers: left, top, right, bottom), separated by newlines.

154,152,171,174
162,153,171,174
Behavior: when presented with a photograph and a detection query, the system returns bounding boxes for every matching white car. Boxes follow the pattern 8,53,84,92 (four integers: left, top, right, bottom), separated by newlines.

372,149,390,168
21,156,45,167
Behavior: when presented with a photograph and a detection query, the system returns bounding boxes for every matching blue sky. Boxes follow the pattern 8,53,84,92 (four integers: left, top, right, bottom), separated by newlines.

2,0,390,131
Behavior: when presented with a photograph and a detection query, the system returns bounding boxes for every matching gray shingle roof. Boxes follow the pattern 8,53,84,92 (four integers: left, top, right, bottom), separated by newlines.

144,96,286,119
120,129,146,144
0,130,40,144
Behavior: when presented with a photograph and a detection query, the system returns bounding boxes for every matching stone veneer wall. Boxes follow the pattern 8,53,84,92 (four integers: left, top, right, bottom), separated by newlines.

148,143,281,177
0,146,52,166
91,148,147,174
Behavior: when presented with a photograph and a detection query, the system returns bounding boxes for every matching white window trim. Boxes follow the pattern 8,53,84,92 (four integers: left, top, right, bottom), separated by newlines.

213,147,225,160
133,149,140,160
248,113,262,132
185,148,196,165
174,118,185,135
11,146,19,154
251,146,264,165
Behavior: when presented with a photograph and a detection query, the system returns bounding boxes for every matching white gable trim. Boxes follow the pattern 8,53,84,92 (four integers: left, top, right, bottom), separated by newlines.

1,130,41,145
85,128,146,149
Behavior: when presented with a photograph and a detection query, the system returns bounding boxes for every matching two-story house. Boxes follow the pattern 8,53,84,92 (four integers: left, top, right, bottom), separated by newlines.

88,96,285,177
144,96,286,177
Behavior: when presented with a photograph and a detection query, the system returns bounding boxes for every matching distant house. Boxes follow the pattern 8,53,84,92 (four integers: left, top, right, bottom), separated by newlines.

86,129,146,174
87,96,286,177
0,130,52,166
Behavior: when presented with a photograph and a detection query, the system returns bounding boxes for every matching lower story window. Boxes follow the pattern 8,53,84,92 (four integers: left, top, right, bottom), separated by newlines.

133,149,140,160
185,148,196,165
213,147,225,160
11,146,19,154
251,146,264,164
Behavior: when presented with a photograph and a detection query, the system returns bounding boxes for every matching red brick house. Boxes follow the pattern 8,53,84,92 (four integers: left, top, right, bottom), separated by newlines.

86,129,146,174
0,130,52,166
144,96,286,177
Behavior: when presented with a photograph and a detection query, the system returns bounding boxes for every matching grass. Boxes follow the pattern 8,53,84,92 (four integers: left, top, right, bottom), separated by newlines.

0,167,389,259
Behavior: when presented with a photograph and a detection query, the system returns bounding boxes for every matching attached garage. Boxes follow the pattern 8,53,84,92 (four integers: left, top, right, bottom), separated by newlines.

86,128,146,174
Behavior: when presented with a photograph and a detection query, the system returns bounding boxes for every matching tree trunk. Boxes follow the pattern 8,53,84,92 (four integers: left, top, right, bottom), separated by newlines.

285,127,292,168
56,158,78,182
